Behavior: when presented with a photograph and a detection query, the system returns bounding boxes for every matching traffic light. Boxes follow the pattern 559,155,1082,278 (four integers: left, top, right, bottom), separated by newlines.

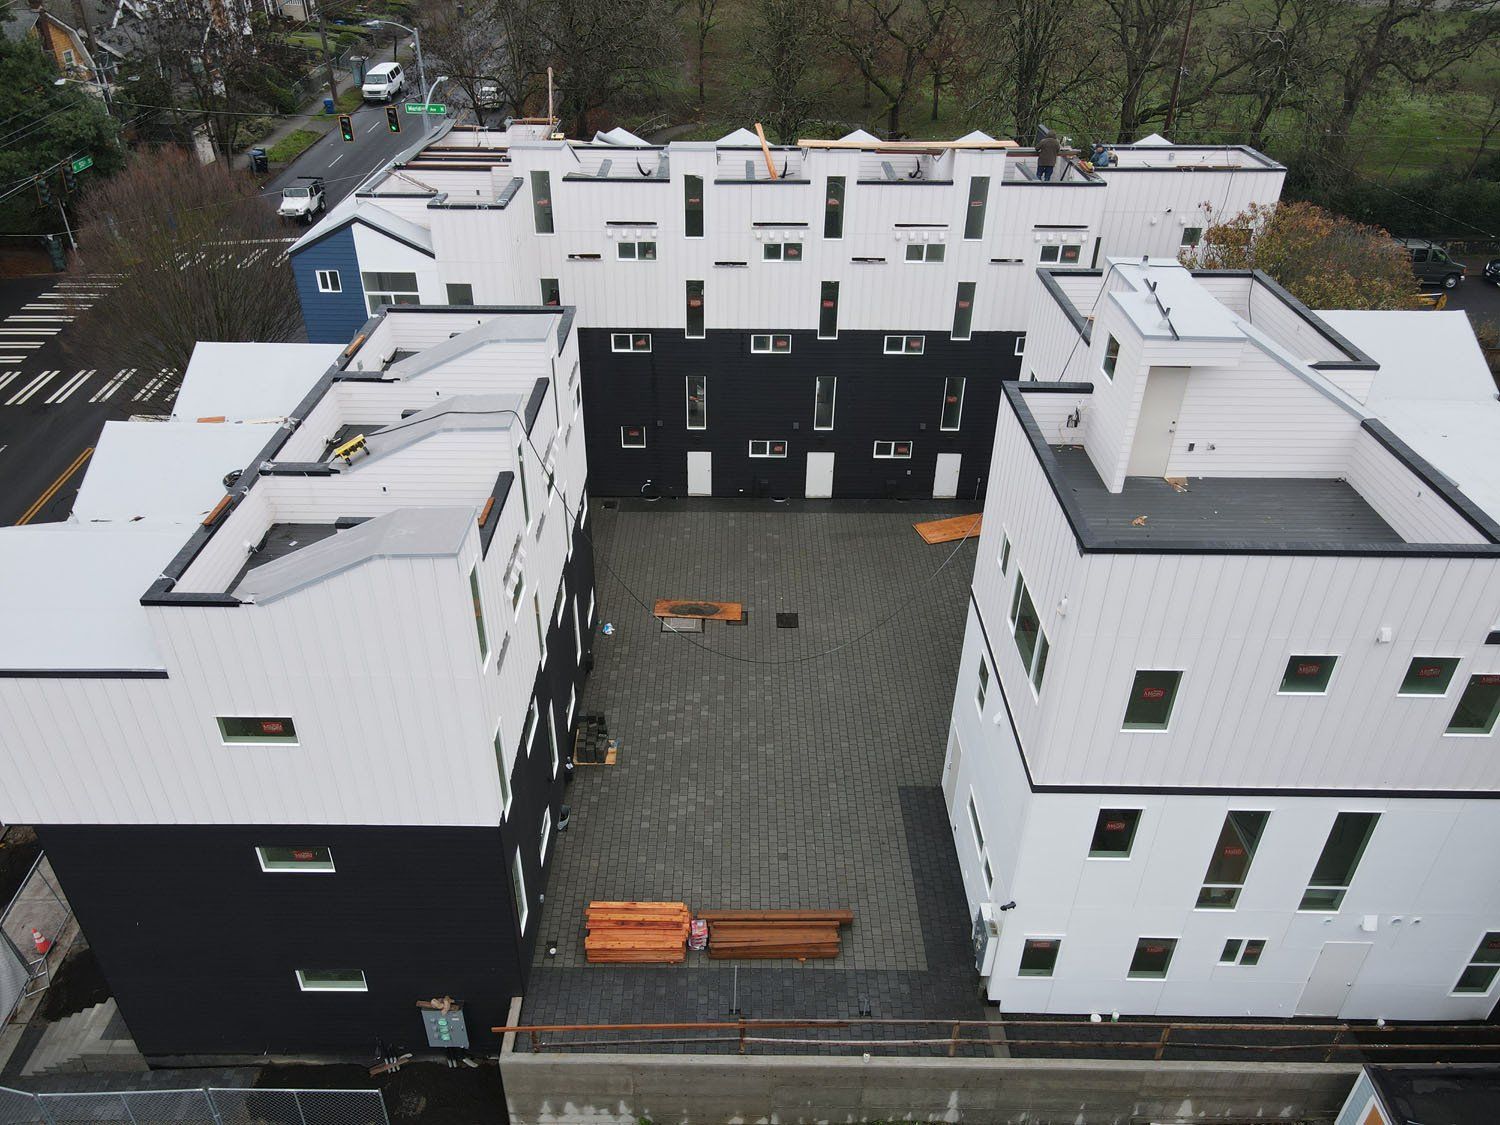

35,176,52,207
338,114,354,142
386,105,401,133
61,166,77,194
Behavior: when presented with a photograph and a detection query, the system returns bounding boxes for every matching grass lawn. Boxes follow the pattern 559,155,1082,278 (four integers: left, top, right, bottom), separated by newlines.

267,128,323,164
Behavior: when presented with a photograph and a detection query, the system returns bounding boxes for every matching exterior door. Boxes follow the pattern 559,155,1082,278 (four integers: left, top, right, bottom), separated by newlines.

687,451,712,496
1126,366,1190,477
1296,941,1372,1017
934,453,961,498
806,452,835,498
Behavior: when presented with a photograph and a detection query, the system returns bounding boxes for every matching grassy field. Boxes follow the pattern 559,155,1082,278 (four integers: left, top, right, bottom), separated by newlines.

268,128,323,164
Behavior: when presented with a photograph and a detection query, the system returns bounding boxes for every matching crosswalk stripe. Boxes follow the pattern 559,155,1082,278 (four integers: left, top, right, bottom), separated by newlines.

0,371,23,392
7,370,60,406
45,369,94,404
90,368,134,403
132,370,171,402
0,327,61,334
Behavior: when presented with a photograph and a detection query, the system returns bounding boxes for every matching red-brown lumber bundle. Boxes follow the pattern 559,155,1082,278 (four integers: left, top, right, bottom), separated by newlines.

704,910,853,961
584,901,690,964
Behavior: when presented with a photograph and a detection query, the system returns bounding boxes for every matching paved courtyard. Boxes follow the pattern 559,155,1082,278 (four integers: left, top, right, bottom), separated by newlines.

522,498,986,1046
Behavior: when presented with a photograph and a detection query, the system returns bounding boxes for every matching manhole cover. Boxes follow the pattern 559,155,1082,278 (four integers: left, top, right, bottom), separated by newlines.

666,602,720,616
776,612,799,629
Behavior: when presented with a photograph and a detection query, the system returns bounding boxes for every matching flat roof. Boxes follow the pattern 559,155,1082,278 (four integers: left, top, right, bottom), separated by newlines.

172,342,343,423
1366,1064,1500,1125
1110,260,1245,341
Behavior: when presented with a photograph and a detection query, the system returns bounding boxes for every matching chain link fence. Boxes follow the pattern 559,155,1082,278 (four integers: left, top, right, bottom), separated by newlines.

0,1087,387,1125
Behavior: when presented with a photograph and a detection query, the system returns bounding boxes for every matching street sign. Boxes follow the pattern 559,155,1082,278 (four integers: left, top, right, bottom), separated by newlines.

70,156,93,174
403,103,447,115
426,104,447,115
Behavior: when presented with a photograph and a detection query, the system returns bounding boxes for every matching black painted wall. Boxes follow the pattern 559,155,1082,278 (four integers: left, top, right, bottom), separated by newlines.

579,329,1021,500
37,508,597,1060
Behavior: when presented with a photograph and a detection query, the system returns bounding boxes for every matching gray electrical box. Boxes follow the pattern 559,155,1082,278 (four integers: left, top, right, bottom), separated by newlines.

421,1006,469,1049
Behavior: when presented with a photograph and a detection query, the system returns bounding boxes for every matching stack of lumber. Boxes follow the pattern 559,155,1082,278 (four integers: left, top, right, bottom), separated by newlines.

701,909,854,961
584,901,691,964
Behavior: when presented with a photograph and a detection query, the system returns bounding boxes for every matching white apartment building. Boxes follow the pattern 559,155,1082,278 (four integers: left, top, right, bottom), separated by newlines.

0,308,594,1056
946,260,1500,1020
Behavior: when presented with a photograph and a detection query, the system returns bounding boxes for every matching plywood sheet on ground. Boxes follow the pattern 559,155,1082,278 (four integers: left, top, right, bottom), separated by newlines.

652,599,744,621
913,514,983,544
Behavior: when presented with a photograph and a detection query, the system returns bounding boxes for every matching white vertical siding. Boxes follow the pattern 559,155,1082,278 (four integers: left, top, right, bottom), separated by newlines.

1347,431,1488,545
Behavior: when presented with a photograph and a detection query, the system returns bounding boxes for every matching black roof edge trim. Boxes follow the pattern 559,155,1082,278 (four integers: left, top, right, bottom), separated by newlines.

0,668,169,679
855,179,956,187
1240,269,1380,369
562,175,675,184
523,377,548,433
1037,269,1093,343
1016,381,1095,394
260,462,335,476
712,179,812,186
140,578,243,608
1361,419,1500,543
479,470,515,557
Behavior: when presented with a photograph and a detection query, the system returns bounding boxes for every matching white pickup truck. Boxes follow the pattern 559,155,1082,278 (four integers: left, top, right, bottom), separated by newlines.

277,176,326,224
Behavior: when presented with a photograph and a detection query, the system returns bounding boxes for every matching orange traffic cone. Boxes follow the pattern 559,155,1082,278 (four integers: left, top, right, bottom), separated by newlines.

30,927,50,956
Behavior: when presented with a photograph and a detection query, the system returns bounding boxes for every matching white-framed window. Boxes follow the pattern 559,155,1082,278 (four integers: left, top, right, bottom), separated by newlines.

1219,938,1266,966
572,598,582,664
256,846,334,873
218,716,297,745
539,807,553,863
1279,655,1337,695
1181,226,1204,248
905,242,946,263
1454,932,1500,994
1102,334,1120,379
611,332,651,352
553,581,566,627
940,376,965,432
617,241,658,260
1008,572,1049,692
510,566,525,613
522,699,539,755
976,656,989,712
1128,938,1177,979
873,440,912,459
751,333,792,354
1196,811,1269,909
1447,674,1500,735
967,793,986,853
470,566,490,665
533,593,547,665
749,439,787,458
1299,812,1379,911
621,425,647,448
952,282,975,340
1122,670,1181,730
999,532,1011,573
296,969,367,992
884,335,924,355
813,376,836,430
1039,243,1082,265
62,49,76,67
1398,657,1460,697
587,588,596,626
1019,938,1060,977
762,242,803,261
567,684,577,726
316,269,341,293
547,704,560,777
1014,334,1026,356
361,271,419,314
493,723,512,815
1089,809,1142,858
512,850,529,932
686,374,707,429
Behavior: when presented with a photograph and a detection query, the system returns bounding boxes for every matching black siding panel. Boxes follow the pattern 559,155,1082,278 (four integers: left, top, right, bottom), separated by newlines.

579,329,1020,500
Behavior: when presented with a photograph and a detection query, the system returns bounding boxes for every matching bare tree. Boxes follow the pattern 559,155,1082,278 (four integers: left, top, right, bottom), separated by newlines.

738,0,830,143
824,0,963,137
692,0,720,106
66,149,303,389
965,0,1101,142
1217,0,1338,152
420,0,512,115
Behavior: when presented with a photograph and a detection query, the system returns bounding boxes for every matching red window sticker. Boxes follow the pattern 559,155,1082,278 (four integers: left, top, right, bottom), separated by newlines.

292,849,317,862
895,443,911,455
1104,820,1126,831
1142,687,1166,701
688,298,703,308
1418,665,1442,678
634,337,648,348
1222,846,1245,857
821,299,836,308
771,442,786,455
1296,662,1321,677
260,720,285,735
1481,675,1500,686
957,300,972,309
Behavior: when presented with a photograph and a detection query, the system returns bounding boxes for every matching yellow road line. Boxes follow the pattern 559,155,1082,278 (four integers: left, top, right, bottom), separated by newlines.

17,446,92,526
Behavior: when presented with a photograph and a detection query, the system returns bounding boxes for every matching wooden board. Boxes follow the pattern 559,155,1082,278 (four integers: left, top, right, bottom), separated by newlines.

698,909,853,925
652,598,744,622
585,900,691,965
913,514,983,544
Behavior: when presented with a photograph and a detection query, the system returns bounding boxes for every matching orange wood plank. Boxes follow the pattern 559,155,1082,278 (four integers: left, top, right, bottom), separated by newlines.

913,514,983,544
652,599,744,622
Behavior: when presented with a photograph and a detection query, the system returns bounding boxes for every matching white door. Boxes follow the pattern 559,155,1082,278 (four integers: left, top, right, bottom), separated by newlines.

687,451,711,496
1126,366,1190,477
1296,942,1372,1017
934,453,961,498
806,452,835,498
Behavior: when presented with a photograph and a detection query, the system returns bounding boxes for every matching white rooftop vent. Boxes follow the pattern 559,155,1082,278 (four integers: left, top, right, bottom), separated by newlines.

716,127,761,146
839,129,881,144
1134,132,1173,146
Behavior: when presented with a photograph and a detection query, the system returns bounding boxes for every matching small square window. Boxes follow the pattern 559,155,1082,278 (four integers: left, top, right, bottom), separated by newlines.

1181,226,1203,247
446,282,474,305
1241,939,1265,966
1089,809,1141,858
621,425,647,449
1280,655,1336,694
1128,938,1176,979
611,333,651,352
748,439,787,458
1102,335,1120,379
218,716,297,744
1060,244,1081,264
1019,938,1060,977
1398,657,1459,696
316,269,341,293
1122,670,1181,730
296,969,367,992
1448,674,1500,734
873,440,913,459
751,334,792,354
1039,244,1060,263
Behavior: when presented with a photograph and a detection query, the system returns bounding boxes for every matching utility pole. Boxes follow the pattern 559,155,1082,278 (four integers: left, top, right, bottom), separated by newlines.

316,0,338,108
1163,0,1196,135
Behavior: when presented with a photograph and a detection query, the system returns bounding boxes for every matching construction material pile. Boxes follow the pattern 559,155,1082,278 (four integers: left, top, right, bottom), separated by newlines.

583,901,691,963
701,909,854,961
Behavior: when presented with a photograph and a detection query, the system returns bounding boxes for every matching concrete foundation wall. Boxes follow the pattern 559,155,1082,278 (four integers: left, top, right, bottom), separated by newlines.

501,1053,1359,1124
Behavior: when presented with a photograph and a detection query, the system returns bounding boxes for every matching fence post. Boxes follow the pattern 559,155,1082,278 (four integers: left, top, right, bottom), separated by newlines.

293,1090,310,1125
948,1022,961,1057
1324,1027,1346,1063
1154,1025,1172,1061
205,1088,225,1125
738,1019,747,1055
37,1092,58,1125
529,1029,539,1053
119,1094,139,1125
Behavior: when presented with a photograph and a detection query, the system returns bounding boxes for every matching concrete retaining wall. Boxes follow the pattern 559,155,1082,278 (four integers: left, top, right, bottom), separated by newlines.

501,1053,1359,1124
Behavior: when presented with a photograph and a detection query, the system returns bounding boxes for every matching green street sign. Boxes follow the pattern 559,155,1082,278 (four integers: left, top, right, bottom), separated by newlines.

402,102,447,115
425,104,446,115
70,156,93,173
402,102,424,114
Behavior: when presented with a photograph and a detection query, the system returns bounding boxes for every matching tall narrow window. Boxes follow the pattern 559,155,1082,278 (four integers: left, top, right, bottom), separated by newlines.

952,282,975,340
539,807,553,863
540,278,560,306
521,700,538,754
967,794,985,852
1102,335,1120,379
686,280,705,338
1196,811,1269,909
493,725,512,815
517,455,531,526
1454,933,1500,993
684,174,704,238
1448,674,1500,734
511,851,529,932
964,176,990,240
547,704,560,777
824,176,845,239
940,376,965,431
976,656,989,712
1008,573,1049,691
531,171,553,234
470,566,489,662
686,375,707,430
813,376,836,430
1299,812,1379,910
533,593,546,661
1122,670,1181,730
819,281,839,339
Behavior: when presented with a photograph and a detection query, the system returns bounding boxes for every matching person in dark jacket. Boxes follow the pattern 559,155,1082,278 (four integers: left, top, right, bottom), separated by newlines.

1037,132,1061,180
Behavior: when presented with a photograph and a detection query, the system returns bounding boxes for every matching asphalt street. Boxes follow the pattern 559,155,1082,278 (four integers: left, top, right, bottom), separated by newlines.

265,98,428,212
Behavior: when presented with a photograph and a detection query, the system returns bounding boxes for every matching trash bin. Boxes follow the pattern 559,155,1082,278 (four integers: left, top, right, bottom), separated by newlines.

323,97,334,115
249,147,268,174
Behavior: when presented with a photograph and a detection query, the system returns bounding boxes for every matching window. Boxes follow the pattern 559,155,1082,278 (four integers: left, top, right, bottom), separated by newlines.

516,455,532,528
976,657,989,712
521,700,539,755
1014,334,1026,356
819,281,839,339
1219,938,1265,966
873,440,913,459
470,566,489,662
1279,655,1336,694
296,970,367,992
952,282,975,340
617,241,658,260
316,269,341,293
686,280,705,338
940,376,966,431
446,283,474,305
621,425,647,448
824,176,845,239
1447,674,1500,734
884,335,924,355
547,705,560,777
1299,812,1379,911
1122,670,1181,730
1181,226,1203,247
1102,335,1120,379
905,243,946,263
684,174,704,238
1128,938,1176,979
1008,573,1049,691
686,375,707,430
540,278,561,306
611,333,652,352
1040,244,1061,263
1089,809,1140,858
999,534,1011,575
512,851,529,932
763,242,802,261
510,567,525,611
218,716,297,745
1196,811,1269,909
533,593,546,661
256,846,333,873
493,725,512,814
362,271,419,314
568,684,577,726
531,170,553,234
964,176,990,240
751,334,792,354
748,439,787,458
967,794,985,852
62,49,75,67
1399,656,1460,696
813,376,836,430
1019,938,1059,977
1040,244,1082,264
1454,933,1500,993
539,807,553,863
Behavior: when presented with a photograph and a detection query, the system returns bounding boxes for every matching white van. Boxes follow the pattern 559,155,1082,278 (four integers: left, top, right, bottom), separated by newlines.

362,63,405,102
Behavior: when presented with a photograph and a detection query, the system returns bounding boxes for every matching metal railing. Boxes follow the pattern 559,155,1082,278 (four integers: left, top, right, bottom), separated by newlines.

0,854,74,1028
0,1086,388,1125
